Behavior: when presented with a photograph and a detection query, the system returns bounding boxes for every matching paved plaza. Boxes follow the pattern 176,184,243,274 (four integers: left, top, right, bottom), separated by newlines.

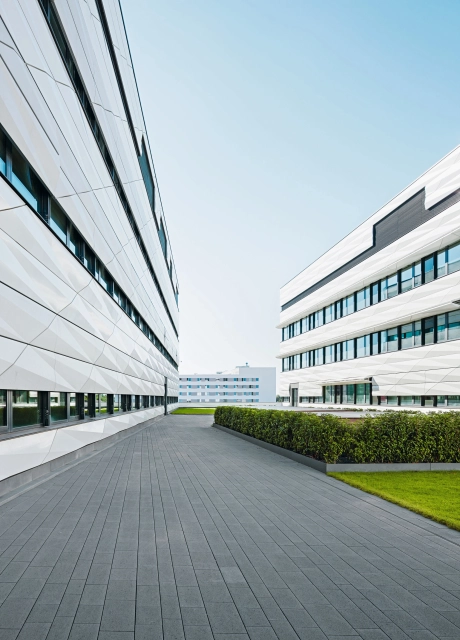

0,414,460,640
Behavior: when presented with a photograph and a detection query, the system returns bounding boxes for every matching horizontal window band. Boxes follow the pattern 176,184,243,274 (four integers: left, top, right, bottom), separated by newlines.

37,0,179,327
282,187,460,312
0,126,177,369
281,311,460,371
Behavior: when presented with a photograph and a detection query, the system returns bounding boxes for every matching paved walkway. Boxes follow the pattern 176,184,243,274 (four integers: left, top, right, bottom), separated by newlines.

0,415,460,640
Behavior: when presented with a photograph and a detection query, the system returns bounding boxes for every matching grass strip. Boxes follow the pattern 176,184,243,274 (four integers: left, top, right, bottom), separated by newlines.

329,471,460,531
171,407,216,415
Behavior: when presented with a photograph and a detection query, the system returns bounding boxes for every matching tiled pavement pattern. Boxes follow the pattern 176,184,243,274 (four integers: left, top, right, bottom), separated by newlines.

0,416,460,640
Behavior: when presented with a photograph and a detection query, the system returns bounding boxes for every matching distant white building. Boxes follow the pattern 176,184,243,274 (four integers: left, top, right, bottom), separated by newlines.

179,366,276,404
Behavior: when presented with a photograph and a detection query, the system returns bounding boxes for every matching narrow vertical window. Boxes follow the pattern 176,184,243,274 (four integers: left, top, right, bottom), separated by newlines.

423,255,435,283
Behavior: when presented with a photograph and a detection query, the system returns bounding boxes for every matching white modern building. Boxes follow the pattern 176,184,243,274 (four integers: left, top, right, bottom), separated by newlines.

278,145,460,409
179,366,276,404
0,0,178,476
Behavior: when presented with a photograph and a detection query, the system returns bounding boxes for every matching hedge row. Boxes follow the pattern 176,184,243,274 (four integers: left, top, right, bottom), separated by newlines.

214,406,460,464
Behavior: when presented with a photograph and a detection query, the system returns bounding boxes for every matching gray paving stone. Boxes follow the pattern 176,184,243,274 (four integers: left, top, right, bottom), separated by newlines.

0,415,460,640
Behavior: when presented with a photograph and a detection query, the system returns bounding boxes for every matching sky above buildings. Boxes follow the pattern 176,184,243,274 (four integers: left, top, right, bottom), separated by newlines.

123,0,460,375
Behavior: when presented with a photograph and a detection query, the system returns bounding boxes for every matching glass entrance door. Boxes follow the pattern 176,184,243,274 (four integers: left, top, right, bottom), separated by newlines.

291,388,298,407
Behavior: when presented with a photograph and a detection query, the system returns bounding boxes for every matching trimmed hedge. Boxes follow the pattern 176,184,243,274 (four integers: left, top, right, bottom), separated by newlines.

214,406,460,464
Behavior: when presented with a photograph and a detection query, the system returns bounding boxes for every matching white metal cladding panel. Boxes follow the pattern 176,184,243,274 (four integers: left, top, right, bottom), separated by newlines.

279,199,460,328
279,271,460,358
280,340,460,398
280,146,460,308
0,8,179,354
0,204,176,393
0,2,178,342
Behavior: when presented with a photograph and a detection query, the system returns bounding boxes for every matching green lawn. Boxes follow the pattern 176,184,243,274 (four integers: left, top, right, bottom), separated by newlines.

329,471,460,531
171,407,216,415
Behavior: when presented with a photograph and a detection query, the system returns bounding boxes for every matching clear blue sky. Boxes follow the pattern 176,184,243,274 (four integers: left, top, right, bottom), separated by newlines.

122,0,460,376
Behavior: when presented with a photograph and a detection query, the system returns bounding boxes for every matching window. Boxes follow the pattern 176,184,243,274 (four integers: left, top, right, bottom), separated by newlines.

424,255,435,283
343,294,355,317
371,332,379,355
50,201,67,243
139,138,155,213
50,392,67,422
95,394,108,416
84,394,89,417
11,145,46,216
301,352,309,368
356,287,370,311
342,339,355,360
356,335,370,358
437,314,446,342
282,358,289,372
381,273,398,300
371,282,379,305
401,321,421,349
12,391,41,428
356,383,371,405
324,345,335,364
301,317,309,333
294,320,301,337
335,343,342,362
315,310,324,328
0,131,6,175
343,385,354,404
83,245,96,276
448,243,460,275
69,393,77,419
324,386,334,403
315,348,324,366
293,354,300,370
448,396,460,406
335,300,342,320
0,390,6,428
325,304,335,324
159,218,167,259
447,310,460,341
381,327,398,352
423,317,435,345
68,226,83,261
400,262,421,293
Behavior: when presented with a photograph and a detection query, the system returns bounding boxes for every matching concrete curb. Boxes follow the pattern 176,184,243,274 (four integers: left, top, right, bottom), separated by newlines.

0,414,164,499
213,423,460,473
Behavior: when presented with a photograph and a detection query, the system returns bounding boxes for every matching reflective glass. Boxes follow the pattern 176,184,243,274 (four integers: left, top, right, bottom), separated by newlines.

12,391,40,428
342,339,355,360
448,243,460,274
371,332,379,355
424,255,435,283
324,386,334,403
84,246,95,275
387,396,398,405
325,345,334,364
400,396,413,405
131,395,136,410
0,132,6,175
50,392,67,422
343,294,355,317
400,266,413,293
315,310,324,328
0,390,6,427
293,354,300,370
301,317,308,333
50,202,67,243
437,396,446,406
387,327,399,351
356,287,370,311
335,300,342,319
113,394,120,412
68,226,83,261
84,394,89,416
447,310,460,340
11,147,41,212
401,323,414,349
424,317,435,344
437,314,446,342
356,383,370,405
344,384,354,404
356,335,370,358
371,282,379,305
301,352,309,368
448,396,460,406
315,348,324,365
325,304,334,324
70,393,77,418
437,249,447,277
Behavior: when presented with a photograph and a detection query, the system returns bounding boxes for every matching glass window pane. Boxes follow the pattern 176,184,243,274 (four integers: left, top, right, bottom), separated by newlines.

400,396,413,405
12,391,40,428
387,396,398,405
356,287,370,311
0,390,6,427
301,352,309,368
315,348,324,365
437,314,446,342
448,396,460,406
424,317,435,345
0,132,6,176
371,282,379,305
400,266,413,293
401,323,414,349
325,304,334,324
343,294,355,316
447,310,460,341
343,339,355,360
356,383,370,405
387,327,399,351
437,249,447,277
325,345,334,364
437,396,446,406
356,335,370,358
50,201,67,243
84,246,95,275
301,317,308,333
448,243,460,274
414,320,422,346
424,255,435,283
11,147,42,212
131,395,136,410
69,393,77,418
335,300,342,319
50,392,67,422
84,394,89,417
68,226,83,261
387,273,398,298
414,261,422,287
371,332,379,355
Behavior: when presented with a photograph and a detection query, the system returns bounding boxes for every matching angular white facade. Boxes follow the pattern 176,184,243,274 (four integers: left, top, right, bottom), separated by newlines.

179,366,276,404
278,145,460,409
0,0,178,443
